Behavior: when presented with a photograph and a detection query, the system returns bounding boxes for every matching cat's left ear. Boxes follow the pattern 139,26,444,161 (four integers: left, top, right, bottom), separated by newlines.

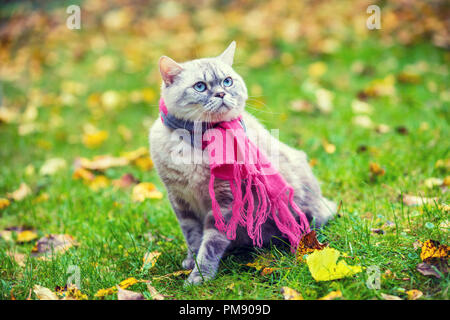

218,41,236,66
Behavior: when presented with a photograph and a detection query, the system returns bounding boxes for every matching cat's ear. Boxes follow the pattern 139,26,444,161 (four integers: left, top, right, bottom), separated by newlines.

159,56,183,85
218,41,236,66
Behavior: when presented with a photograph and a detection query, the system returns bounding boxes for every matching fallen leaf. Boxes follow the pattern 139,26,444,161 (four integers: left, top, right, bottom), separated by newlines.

112,173,139,189
7,251,26,267
290,99,314,113
82,130,109,148
416,262,443,278
17,230,38,243
55,284,88,300
322,141,336,154
141,251,161,271
7,183,32,201
296,230,327,262
406,289,423,300
135,157,154,171
420,240,450,263
246,253,274,271
75,155,129,171
95,277,140,298
319,290,342,300
72,168,95,181
39,158,67,176
369,162,385,177
281,287,303,300
116,285,145,300
402,194,437,206
152,270,191,281
423,177,443,189
261,267,275,276
306,247,362,281
31,234,78,260
88,175,110,191
146,282,165,300
0,198,11,209
132,182,163,202
120,147,149,162
33,285,59,300
380,293,403,300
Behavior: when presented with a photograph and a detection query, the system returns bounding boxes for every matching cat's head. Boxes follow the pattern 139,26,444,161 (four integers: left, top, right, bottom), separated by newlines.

158,41,248,123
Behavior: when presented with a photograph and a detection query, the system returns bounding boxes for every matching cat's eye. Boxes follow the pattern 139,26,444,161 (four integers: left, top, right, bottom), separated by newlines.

193,82,207,92
223,77,233,87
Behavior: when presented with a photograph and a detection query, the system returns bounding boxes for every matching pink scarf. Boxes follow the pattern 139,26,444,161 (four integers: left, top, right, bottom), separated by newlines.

159,98,310,250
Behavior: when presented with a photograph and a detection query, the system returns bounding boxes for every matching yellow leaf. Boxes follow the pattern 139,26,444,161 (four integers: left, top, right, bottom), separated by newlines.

281,287,303,300
369,162,385,176
39,158,67,176
141,251,161,271
308,62,327,78
17,230,38,243
121,147,149,162
245,253,273,271
319,290,342,300
132,183,163,202
306,247,362,281
0,198,10,209
95,277,140,298
82,130,108,148
73,168,95,182
88,175,110,191
420,240,448,262
406,289,423,300
135,157,154,171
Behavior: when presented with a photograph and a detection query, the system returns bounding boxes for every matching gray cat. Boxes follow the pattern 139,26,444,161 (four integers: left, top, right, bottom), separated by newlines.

149,42,336,285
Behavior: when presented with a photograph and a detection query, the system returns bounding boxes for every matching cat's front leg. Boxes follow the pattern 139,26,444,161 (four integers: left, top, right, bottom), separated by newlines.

169,196,203,270
185,212,231,286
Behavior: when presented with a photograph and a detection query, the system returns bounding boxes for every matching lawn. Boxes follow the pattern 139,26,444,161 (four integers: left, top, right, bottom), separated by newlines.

0,0,448,300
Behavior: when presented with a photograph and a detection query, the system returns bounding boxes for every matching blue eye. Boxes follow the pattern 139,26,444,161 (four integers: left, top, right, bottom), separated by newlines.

193,82,207,92
223,77,233,87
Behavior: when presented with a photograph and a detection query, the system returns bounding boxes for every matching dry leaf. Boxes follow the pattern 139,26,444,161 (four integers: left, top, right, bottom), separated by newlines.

7,251,26,267
55,284,88,300
406,289,423,300
416,262,443,278
7,183,32,201
75,155,129,171
402,194,437,206
0,198,11,209
95,277,140,298
380,293,402,300
296,230,327,262
146,282,165,300
281,287,303,300
319,290,342,300
132,183,163,202
369,162,385,177
420,240,448,262
73,168,95,182
246,253,274,271
141,251,161,271
152,270,191,280
31,234,77,260
16,230,38,243
112,173,139,189
39,158,67,176
306,247,362,281
82,130,108,148
33,285,59,300
116,285,145,300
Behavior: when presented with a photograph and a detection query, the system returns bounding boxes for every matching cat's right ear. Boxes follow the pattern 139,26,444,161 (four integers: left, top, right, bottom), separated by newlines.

159,56,183,86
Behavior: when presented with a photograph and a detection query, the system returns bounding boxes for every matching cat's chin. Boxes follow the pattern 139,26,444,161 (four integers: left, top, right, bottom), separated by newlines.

202,107,242,123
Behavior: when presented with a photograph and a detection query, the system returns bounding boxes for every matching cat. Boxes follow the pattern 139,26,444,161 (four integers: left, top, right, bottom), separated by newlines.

149,42,336,285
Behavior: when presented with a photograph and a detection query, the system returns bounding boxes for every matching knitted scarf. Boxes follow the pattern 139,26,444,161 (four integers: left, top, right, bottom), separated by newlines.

159,98,310,250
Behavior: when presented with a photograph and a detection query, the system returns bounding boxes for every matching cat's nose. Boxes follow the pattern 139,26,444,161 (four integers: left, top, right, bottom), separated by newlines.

214,92,225,98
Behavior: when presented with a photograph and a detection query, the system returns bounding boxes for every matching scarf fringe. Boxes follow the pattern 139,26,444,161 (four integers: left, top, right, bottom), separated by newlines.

209,167,310,251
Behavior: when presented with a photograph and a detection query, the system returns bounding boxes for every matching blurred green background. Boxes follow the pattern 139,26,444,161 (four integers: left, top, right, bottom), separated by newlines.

0,0,448,300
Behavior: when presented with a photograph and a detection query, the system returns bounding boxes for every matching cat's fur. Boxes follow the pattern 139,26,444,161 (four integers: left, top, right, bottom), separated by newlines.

149,42,336,285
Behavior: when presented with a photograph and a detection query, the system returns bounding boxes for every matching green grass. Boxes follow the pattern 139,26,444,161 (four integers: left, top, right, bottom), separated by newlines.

0,3,449,300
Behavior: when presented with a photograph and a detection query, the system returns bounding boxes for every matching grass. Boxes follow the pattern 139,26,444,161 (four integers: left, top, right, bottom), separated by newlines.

0,2,449,300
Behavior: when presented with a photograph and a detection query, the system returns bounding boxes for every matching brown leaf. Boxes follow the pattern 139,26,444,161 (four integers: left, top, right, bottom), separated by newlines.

416,262,444,278
116,285,145,300
31,234,78,260
112,173,139,189
281,287,303,300
296,230,327,262
7,183,32,201
406,289,423,300
402,194,437,206
146,282,165,300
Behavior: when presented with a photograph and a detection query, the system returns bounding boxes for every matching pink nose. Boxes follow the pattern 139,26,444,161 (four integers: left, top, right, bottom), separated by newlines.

215,92,225,98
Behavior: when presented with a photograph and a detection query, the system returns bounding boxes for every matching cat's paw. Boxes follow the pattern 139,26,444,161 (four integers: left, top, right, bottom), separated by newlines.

182,257,195,270
184,271,213,287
